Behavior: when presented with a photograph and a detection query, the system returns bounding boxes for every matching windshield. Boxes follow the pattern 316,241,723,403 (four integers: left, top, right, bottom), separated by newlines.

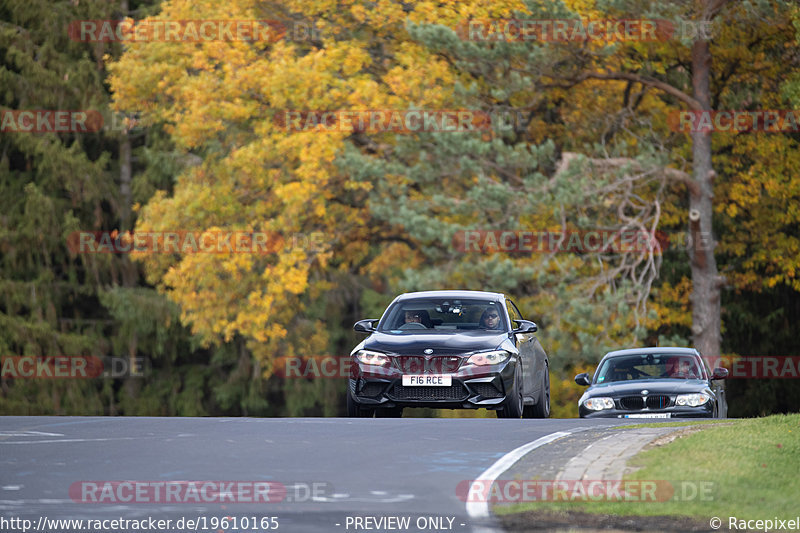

594,354,706,383
378,298,507,333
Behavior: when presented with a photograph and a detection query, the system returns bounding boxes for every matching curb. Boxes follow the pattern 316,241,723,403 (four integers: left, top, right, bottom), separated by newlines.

557,426,679,482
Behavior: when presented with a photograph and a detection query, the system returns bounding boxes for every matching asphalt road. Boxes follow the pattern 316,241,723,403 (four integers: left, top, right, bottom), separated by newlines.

0,417,646,533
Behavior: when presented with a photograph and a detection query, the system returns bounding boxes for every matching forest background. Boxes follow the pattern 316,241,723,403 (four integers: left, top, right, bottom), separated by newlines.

2,0,799,417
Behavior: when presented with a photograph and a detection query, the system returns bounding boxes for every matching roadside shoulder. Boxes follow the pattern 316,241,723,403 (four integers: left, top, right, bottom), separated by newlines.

499,426,681,483
492,425,720,532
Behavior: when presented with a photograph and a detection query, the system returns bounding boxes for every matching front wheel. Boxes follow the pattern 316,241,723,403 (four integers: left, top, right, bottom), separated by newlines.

524,363,550,418
497,365,523,418
346,391,375,418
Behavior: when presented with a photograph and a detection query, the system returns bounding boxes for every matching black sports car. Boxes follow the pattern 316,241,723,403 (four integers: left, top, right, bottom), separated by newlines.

575,347,728,419
347,290,550,418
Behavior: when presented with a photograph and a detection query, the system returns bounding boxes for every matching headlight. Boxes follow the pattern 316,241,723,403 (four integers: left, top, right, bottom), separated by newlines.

675,393,710,406
355,350,391,368
583,397,615,410
466,350,511,366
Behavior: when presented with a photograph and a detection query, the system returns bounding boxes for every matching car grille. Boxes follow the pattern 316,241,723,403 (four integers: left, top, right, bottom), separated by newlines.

394,356,462,373
357,381,387,397
389,383,468,401
619,395,672,410
470,382,504,399
646,395,671,409
619,396,645,410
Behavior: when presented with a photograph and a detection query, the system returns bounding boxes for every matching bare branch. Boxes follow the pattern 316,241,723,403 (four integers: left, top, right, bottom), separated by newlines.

574,71,703,110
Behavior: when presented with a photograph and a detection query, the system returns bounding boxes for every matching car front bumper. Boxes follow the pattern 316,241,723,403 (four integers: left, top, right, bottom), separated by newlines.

349,357,517,410
579,404,715,418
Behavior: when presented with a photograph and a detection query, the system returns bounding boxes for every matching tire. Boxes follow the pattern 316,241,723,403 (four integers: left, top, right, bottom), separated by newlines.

525,363,550,418
522,404,534,418
346,391,374,418
497,365,523,418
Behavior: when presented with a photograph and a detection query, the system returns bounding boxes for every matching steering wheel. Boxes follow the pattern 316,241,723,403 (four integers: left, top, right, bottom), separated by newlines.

398,322,427,330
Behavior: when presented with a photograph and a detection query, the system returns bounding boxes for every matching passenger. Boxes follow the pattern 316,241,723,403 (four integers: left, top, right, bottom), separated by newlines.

479,308,502,330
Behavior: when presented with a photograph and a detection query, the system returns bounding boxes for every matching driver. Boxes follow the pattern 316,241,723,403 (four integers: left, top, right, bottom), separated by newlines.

479,308,502,330
404,311,422,324
663,357,697,378
402,309,431,328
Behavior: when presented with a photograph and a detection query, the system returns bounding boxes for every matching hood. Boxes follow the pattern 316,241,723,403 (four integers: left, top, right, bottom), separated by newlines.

363,331,510,356
586,379,710,396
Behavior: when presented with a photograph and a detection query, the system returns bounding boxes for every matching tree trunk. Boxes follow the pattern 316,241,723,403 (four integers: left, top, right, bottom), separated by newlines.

688,27,722,360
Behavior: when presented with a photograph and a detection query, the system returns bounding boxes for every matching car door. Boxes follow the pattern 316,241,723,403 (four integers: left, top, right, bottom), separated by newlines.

506,299,536,397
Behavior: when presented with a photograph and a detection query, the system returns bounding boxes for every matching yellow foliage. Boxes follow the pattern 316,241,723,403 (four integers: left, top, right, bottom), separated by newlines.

110,0,518,371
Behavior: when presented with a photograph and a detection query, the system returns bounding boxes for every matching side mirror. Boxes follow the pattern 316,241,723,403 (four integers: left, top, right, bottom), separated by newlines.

575,373,591,386
353,319,378,333
512,320,538,334
711,367,729,380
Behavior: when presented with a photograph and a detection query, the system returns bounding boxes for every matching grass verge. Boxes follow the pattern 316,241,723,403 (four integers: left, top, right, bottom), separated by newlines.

494,413,799,520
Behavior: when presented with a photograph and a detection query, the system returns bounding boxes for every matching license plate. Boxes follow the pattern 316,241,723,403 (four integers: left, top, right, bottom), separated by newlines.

624,413,671,418
402,375,452,386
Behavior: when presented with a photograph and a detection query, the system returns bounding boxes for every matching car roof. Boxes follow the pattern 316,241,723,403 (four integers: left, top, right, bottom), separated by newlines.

601,347,700,359
393,290,507,301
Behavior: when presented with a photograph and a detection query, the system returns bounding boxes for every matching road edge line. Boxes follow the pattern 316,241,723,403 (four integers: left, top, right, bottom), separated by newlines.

465,429,578,519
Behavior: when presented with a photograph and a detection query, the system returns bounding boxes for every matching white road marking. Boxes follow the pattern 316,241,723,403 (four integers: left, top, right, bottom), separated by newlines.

465,430,577,519
311,491,414,503
1,437,140,444
0,431,64,437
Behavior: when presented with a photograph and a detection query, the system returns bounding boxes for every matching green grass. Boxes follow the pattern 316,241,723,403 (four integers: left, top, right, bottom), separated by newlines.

495,414,800,520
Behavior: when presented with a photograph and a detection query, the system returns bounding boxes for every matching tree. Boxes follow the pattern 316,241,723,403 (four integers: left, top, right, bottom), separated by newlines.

109,0,526,378
0,0,266,416
397,0,796,359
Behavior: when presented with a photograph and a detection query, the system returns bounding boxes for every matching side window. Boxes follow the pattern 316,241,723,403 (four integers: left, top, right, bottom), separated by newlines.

506,299,522,329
